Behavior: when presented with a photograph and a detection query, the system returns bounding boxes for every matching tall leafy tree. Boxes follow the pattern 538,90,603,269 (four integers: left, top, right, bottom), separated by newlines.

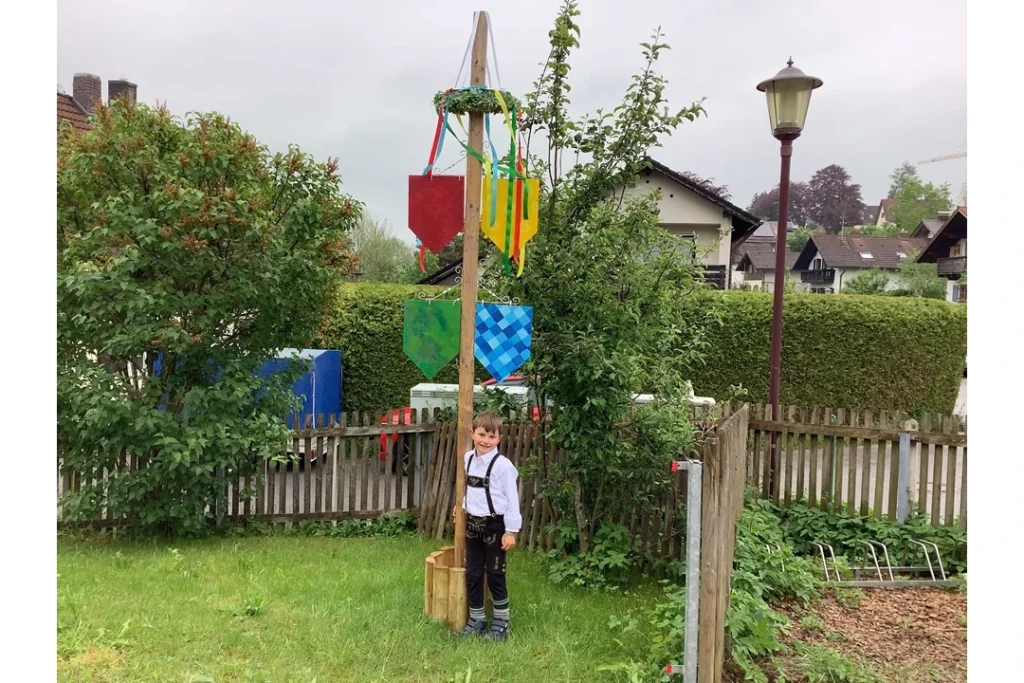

888,161,919,199
494,1,708,558
808,164,866,232
347,214,423,283
58,101,360,535
747,182,813,226
889,176,952,232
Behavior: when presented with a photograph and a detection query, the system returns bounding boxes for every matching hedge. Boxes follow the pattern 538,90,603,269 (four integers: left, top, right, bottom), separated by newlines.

311,284,487,413
313,285,966,415
678,291,966,414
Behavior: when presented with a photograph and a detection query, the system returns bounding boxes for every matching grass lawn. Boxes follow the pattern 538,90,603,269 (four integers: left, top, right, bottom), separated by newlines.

57,533,660,682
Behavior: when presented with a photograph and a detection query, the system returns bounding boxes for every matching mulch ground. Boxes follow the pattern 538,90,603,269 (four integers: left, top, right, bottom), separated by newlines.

774,587,967,682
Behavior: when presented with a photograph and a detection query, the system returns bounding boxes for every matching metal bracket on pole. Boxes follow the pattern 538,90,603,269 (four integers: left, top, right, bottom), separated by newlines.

666,459,702,683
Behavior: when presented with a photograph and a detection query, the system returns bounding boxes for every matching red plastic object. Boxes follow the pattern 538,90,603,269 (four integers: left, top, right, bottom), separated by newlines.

408,175,465,254
379,407,414,461
670,460,680,472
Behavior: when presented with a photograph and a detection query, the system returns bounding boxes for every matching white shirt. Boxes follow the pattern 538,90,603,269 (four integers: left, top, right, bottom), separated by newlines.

462,448,522,533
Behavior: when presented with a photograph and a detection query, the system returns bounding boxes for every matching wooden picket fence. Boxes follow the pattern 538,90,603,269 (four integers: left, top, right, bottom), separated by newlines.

418,405,742,565
57,410,441,527
743,404,967,528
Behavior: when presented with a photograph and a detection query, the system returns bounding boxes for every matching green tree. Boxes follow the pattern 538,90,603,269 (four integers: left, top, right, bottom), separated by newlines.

888,161,919,199
843,269,891,294
896,254,948,299
494,1,708,558
786,222,825,251
348,214,425,283
58,100,360,535
889,176,952,232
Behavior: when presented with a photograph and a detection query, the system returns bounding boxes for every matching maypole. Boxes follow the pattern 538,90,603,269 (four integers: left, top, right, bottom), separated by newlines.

408,10,538,632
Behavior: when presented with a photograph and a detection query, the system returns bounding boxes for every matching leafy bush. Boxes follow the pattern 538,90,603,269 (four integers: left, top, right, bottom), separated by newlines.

58,100,360,536
679,290,966,413
843,269,891,295
771,500,967,575
602,492,822,682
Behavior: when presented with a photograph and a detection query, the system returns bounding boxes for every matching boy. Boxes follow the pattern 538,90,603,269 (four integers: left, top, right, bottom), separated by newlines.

454,412,521,641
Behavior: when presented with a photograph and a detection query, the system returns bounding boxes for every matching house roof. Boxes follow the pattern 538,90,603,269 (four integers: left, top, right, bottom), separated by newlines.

642,157,762,246
911,219,945,239
57,91,92,135
793,234,931,270
877,198,898,223
416,252,486,285
736,242,800,271
863,205,880,223
917,207,967,263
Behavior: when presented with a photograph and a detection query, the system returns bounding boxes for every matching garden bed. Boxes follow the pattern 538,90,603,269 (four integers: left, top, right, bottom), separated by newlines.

772,587,967,682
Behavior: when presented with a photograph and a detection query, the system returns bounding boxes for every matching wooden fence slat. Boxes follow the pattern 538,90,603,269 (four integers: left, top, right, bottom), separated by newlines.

832,409,845,513
944,443,957,526
919,414,931,517
873,411,887,518
846,410,858,516
860,410,873,517
795,407,807,503
807,407,819,508
931,416,947,526
959,447,967,529
761,403,773,499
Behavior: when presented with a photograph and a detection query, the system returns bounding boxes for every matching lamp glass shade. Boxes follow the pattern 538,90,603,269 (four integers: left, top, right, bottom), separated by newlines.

757,62,823,137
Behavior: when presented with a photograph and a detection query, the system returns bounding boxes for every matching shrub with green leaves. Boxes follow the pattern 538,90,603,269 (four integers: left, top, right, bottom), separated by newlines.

58,100,360,535
679,290,966,413
771,500,967,575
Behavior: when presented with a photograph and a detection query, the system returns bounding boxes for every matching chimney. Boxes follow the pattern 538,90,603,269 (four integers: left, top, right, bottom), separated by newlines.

108,79,137,106
73,72,102,113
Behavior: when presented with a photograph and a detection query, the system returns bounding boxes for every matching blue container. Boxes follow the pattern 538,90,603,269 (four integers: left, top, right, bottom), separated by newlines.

258,348,343,428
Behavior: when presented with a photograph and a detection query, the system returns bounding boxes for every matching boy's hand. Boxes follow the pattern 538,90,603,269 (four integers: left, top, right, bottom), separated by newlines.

501,533,517,551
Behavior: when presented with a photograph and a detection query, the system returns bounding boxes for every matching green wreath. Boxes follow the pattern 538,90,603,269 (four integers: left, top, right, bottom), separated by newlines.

433,89,521,115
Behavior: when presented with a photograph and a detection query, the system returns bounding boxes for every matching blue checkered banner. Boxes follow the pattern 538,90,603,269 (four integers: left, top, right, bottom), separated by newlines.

474,303,534,383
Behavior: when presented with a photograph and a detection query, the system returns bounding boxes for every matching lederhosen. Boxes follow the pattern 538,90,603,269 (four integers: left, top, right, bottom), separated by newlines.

465,453,509,611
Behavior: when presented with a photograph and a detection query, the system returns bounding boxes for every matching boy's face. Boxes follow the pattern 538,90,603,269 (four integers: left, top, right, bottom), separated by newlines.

472,426,500,453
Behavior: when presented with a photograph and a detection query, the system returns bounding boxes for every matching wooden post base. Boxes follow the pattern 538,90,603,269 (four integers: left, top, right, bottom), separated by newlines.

424,546,468,631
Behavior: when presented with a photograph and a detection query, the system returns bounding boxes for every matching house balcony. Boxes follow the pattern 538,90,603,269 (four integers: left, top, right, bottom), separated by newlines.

801,269,835,284
741,270,763,282
937,256,966,279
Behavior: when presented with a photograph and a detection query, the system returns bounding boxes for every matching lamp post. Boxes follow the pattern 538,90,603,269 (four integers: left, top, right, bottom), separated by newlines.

757,59,822,496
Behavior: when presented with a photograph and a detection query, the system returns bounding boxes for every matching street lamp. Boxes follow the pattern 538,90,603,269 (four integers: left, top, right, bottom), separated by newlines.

757,58,822,496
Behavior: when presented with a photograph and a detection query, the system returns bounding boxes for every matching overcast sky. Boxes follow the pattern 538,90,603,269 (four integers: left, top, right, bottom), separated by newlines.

58,0,966,243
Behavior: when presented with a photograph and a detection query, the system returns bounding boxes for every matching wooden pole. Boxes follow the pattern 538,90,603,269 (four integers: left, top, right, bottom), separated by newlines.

453,10,489,570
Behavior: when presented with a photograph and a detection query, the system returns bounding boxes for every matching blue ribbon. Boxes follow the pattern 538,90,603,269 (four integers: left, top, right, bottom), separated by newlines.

422,106,452,176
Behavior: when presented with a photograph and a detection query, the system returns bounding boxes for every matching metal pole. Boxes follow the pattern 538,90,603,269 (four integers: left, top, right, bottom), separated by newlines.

683,460,703,683
767,137,794,497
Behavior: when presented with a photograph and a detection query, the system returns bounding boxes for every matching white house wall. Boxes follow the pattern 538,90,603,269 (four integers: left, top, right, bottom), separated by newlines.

618,173,734,267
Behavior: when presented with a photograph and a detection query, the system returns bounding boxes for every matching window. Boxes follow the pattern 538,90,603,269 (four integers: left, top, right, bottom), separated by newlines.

860,252,873,259
896,252,907,259
953,283,967,303
950,244,963,257
812,257,823,271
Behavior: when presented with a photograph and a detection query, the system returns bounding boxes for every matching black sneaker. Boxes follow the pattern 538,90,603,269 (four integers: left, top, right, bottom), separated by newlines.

456,618,486,638
485,618,509,642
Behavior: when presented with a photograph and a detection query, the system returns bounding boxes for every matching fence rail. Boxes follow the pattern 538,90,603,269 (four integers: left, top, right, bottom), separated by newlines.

742,403,966,528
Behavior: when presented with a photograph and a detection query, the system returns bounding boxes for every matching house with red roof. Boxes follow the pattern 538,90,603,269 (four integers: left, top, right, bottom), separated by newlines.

915,206,967,302
792,232,931,294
